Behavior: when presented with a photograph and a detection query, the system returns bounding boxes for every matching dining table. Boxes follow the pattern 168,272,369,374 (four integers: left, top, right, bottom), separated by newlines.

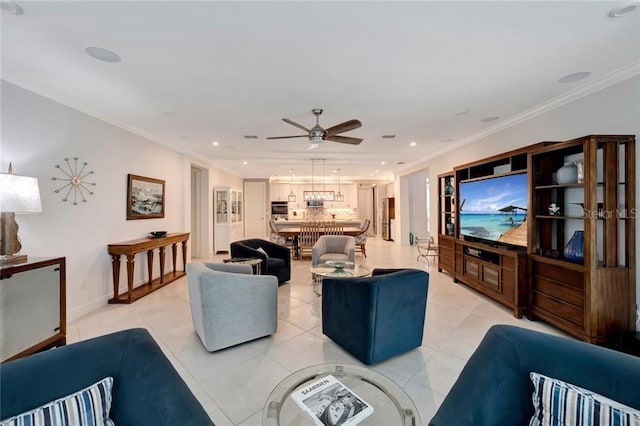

276,226,364,259
276,226,363,238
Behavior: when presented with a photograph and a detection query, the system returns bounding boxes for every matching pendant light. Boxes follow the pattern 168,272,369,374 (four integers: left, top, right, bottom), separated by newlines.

336,169,345,202
310,159,315,200
322,159,327,200
287,169,296,202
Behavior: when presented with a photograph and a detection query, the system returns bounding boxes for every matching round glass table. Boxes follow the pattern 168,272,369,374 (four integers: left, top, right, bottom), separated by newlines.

223,257,263,274
263,364,421,425
309,262,372,295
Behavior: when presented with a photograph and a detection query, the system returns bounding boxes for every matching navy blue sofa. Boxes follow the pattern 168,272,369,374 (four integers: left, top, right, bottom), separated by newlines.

0,328,214,425
322,268,429,365
230,238,291,284
429,325,640,425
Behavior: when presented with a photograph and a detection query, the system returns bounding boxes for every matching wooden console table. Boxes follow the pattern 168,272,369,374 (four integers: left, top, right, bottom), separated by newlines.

108,232,189,304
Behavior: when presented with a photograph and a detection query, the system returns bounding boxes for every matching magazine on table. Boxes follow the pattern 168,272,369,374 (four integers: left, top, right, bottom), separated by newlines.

290,374,374,426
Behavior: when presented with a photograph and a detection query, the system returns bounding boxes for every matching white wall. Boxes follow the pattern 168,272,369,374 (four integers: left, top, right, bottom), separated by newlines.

401,75,640,321
399,169,429,245
1,81,242,320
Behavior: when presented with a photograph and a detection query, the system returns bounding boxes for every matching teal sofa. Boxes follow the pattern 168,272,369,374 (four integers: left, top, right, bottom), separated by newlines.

430,325,640,425
0,328,213,425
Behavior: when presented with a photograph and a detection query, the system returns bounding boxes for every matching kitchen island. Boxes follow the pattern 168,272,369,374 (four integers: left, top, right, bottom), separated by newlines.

272,219,363,232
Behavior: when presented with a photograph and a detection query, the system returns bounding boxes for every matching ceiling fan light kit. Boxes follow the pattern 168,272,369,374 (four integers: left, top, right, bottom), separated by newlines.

267,108,363,150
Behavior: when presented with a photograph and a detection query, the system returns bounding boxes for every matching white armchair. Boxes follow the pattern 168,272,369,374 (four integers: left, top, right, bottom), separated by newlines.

312,235,356,266
186,262,278,352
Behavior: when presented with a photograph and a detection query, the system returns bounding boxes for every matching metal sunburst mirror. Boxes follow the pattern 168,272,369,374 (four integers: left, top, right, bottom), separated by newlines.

51,157,96,205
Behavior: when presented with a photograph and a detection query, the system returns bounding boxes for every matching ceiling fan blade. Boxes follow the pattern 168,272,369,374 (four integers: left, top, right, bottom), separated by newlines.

326,135,363,145
282,118,310,133
324,119,362,136
266,135,309,140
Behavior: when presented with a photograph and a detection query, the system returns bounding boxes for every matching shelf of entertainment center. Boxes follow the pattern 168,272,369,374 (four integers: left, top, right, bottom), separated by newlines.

454,239,527,318
529,253,585,271
535,183,584,190
535,215,584,220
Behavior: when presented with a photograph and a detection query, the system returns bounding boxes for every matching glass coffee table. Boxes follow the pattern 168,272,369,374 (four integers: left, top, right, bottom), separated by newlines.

309,261,372,295
263,364,421,425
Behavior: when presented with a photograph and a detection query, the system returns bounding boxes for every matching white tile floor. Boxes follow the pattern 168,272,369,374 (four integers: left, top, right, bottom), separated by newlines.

68,236,566,425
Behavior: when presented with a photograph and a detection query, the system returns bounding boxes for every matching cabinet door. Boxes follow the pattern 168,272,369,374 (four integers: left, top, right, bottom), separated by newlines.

236,190,243,222
1,265,60,361
343,184,355,207
215,189,229,224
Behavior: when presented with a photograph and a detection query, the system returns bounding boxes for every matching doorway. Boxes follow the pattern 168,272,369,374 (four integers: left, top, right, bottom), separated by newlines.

244,181,267,238
190,166,209,258
371,185,377,235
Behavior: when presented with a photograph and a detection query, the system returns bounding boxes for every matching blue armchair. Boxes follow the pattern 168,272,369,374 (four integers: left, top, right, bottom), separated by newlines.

230,238,291,284
322,268,429,365
0,328,213,425
429,325,640,425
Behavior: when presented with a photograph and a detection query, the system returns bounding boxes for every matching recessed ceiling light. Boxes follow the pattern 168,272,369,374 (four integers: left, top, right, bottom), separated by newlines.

481,116,500,123
455,109,469,116
558,71,591,83
242,161,248,165
380,161,386,165
375,170,380,173
84,46,121,63
0,1,23,14
212,141,219,147
609,1,638,17
410,141,417,147
244,135,258,139
382,135,396,139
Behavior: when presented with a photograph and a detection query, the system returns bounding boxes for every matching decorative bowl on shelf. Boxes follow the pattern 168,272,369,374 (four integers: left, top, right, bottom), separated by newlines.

149,231,167,238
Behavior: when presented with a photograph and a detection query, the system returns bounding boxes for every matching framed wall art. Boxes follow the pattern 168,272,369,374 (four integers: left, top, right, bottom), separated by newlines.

126,174,165,220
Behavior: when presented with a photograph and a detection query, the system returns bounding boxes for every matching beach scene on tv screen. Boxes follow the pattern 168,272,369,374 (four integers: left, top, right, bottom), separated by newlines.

459,173,528,247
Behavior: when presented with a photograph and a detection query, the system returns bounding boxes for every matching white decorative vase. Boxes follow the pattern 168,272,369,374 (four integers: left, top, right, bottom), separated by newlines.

556,162,578,184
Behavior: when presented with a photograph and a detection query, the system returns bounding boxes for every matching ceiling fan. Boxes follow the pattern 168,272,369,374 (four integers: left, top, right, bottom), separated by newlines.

267,108,363,150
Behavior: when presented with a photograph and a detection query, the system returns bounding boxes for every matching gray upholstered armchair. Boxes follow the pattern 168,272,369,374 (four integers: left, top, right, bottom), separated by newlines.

186,262,278,352
312,235,356,266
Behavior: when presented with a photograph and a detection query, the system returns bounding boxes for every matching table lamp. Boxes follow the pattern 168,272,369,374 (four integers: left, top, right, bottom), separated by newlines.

0,163,42,265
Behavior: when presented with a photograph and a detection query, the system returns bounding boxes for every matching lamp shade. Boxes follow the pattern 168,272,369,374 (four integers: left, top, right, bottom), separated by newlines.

0,173,43,213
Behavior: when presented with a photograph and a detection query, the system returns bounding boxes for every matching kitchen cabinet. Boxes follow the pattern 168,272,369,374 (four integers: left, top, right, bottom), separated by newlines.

214,186,243,253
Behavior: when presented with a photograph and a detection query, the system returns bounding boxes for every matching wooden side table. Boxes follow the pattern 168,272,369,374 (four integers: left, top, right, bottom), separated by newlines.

108,232,189,303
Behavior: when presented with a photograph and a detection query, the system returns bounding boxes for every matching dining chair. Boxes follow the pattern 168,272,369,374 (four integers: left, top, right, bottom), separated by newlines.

298,222,321,260
268,219,287,246
355,219,371,257
416,236,438,266
322,221,344,236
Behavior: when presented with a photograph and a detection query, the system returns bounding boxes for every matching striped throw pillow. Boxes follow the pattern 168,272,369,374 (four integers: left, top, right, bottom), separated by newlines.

530,372,640,426
0,377,114,426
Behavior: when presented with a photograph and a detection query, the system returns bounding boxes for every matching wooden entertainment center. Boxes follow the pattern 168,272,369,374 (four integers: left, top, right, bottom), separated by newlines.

438,135,636,344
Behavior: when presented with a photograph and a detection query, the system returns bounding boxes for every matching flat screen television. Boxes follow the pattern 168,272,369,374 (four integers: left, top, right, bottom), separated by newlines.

458,173,528,248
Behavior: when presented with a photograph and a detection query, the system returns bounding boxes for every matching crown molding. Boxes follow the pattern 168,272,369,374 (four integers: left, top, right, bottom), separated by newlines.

1,66,173,150
398,59,640,177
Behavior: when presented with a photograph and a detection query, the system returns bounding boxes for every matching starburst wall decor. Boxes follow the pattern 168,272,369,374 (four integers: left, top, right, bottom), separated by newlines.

51,157,96,205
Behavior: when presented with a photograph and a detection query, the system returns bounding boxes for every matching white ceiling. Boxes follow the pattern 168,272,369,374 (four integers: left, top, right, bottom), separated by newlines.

2,1,639,181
